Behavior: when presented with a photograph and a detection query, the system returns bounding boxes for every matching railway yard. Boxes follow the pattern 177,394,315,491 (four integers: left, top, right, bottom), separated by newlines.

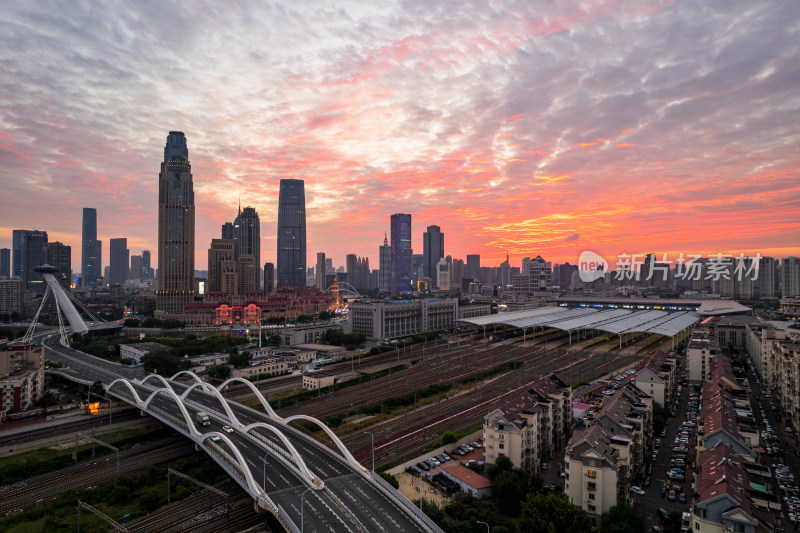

0,326,676,531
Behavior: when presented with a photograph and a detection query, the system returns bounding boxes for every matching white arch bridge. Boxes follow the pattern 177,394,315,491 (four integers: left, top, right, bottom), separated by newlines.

107,372,442,533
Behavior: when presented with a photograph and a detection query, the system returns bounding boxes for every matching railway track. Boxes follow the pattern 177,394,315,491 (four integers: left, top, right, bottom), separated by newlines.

0,438,199,515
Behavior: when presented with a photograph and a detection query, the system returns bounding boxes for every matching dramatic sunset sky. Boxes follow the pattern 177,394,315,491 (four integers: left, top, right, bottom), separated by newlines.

1,1,799,271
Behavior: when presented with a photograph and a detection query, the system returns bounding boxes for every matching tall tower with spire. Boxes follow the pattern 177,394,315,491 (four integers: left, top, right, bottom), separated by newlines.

379,231,392,294
156,131,195,317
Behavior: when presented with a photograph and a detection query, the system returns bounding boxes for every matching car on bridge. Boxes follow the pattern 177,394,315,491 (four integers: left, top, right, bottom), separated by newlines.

222,425,234,433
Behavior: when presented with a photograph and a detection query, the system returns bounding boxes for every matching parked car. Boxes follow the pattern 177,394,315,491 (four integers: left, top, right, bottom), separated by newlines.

668,490,677,502
679,493,687,504
632,486,646,496
417,462,430,471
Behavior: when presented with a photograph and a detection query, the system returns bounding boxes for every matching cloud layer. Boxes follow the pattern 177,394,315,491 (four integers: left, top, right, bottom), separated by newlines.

1,0,799,270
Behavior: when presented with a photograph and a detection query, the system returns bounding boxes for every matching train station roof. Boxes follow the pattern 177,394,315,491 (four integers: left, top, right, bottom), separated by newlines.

459,306,700,338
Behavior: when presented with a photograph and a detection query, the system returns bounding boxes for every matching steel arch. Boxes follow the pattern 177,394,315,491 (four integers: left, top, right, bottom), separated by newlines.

282,414,365,472
142,387,202,437
179,381,220,401
170,370,213,389
108,378,145,405
217,377,279,420
242,422,323,487
198,432,263,497
141,373,177,391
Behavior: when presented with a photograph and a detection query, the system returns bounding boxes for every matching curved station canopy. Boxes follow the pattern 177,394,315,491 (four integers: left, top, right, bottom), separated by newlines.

459,306,700,339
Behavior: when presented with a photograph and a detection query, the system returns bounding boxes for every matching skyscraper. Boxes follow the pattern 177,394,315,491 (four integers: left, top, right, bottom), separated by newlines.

390,213,412,295
276,179,306,288
316,252,327,290
130,255,142,281
221,222,234,240
235,207,260,272
783,257,800,297
157,131,195,316
379,233,391,294
208,239,236,294
20,230,48,294
422,225,444,287
142,250,151,281
263,262,274,293
81,208,102,288
0,248,9,278
44,242,72,290
109,238,129,286
466,254,481,280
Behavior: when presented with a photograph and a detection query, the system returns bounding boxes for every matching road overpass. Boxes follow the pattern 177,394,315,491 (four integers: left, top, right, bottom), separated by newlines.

40,331,442,533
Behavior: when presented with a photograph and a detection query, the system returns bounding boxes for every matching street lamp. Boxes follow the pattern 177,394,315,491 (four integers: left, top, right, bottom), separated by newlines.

477,520,490,533
301,487,312,533
365,431,375,472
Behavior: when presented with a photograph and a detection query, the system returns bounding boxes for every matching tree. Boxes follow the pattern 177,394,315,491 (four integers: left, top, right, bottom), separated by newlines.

379,472,399,489
519,493,597,533
229,351,252,368
602,503,646,533
492,470,525,516
208,364,231,380
141,351,185,376
89,381,106,397
486,454,513,481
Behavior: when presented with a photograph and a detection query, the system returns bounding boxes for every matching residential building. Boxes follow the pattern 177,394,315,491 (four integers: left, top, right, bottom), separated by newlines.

758,256,776,298
0,278,23,316
130,255,142,281
783,257,800,297
483,375,573,473
390,214,412,295
686,322,719,384
232,358,289,379
0,343,45,414
109,238,129,286
276,179,306,288
142,250,152,281
466,255,480,280
632,351,676,406
156,131,195,317
208,239,236,294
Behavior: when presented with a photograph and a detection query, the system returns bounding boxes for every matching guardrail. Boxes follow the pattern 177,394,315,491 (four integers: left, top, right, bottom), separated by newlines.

369,471,445,533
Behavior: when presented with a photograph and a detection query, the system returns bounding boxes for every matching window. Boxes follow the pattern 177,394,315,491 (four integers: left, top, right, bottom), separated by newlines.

587,470,596,478
499,443,504,449
695,524,699,531
588,482,596,491
588,505,596,513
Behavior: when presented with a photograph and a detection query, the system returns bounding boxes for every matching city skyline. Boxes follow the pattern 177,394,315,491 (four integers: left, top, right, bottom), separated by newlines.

1,2,799,270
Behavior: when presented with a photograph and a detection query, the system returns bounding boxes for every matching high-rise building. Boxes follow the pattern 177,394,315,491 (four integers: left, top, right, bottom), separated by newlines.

499,254,511,288
316,252,327,290
157,131,195,316
130,255,142,281
109,238,129,286
238,254,258,293
0,248,9,278
466,254,480,280
759,257,776,298
208,239,236,294
379,233,391,294
142,250,152,281
20,230,48,294
783,257,800,298
235,207,260,285
390,214,412,295
81,208,102,288
276,179,306,288
12,230,32,279
451,258,464,288
44,242,72,290
263,262,274,293
221,222,234,240
0,278,22,316
422,225,444,287
436,258,450,290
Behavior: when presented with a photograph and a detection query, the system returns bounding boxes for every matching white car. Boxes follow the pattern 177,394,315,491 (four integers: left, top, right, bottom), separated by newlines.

631,486,646,496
